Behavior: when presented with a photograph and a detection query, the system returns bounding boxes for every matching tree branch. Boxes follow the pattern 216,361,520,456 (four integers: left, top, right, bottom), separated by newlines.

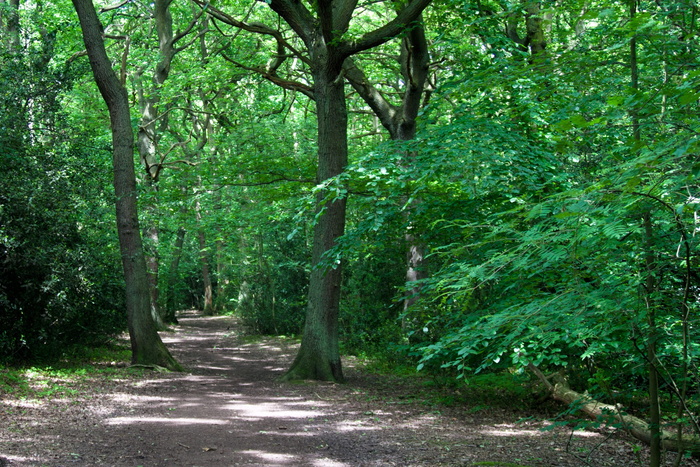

220,54,315,99
343,57,397,132
338,0,432,58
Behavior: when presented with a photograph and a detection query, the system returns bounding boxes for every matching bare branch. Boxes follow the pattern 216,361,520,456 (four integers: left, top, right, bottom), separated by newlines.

173,4,206,44
338,0,432,58
221,53,315,99
192,0,311,66
98,0,129,13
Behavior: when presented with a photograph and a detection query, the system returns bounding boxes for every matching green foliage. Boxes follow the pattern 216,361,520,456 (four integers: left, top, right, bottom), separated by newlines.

232,212,310,335
339,239,406,357
393,0,700,437
0,341,131,399
0,18,126,363
5,0,700,440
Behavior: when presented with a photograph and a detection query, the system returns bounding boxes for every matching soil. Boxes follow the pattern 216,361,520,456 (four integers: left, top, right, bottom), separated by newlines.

1,311,698,466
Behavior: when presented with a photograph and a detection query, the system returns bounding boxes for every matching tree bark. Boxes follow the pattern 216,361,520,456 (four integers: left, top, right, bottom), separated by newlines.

281,38,347,382
195,198,215,315
165,226,186,323
530,365,700,455
525,1,546,56
134,0,180,328
268,0,431,382
72,0,182,371
343,18,430,317
201,0,431,381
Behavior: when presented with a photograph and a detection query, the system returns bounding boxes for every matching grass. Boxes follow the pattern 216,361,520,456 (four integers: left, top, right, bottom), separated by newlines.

0,341,132,399
355,355,550,411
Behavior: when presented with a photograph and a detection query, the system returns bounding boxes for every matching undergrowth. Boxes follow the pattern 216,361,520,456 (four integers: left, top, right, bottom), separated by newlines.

358,357,552,412
0,341,133,399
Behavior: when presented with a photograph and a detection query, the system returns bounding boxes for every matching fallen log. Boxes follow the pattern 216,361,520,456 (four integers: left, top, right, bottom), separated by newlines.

528,364,700,455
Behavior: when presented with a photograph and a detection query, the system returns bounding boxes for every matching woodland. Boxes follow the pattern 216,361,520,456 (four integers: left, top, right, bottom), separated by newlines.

1,0,700,464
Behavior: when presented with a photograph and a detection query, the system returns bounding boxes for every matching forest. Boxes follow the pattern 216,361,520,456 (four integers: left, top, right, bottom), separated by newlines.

1,0,700,464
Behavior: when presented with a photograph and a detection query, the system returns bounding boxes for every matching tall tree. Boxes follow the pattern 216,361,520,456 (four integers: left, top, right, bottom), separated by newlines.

132,0,202,326
200,0,432,380
269,0,432,382
342,13,431,316
72,0,182,370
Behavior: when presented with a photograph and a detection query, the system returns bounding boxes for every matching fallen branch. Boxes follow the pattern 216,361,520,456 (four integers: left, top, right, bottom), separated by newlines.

528,364,700,455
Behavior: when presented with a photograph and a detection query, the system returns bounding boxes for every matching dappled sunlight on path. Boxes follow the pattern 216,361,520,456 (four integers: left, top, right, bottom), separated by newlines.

1,311,673,466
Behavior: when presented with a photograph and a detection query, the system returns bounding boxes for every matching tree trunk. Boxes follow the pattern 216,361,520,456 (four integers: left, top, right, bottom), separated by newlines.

198,229,215,315
195,198,215,316
135,71,165,329
281,43,347,382
134,0,178,328
165,226,185,323
530,365,700,455
525,1,546,57
72,0,181,371
343,21,430,318
145,223,165,329
259,0,432,382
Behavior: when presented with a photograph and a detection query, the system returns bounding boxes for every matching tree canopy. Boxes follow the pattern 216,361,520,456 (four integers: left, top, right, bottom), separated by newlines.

2,0,699,459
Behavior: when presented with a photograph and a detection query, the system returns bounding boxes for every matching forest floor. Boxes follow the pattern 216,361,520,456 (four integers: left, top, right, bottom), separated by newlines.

1,311,697,466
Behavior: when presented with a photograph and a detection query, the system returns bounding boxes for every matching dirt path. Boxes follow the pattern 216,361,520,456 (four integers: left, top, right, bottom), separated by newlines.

1,312,696,466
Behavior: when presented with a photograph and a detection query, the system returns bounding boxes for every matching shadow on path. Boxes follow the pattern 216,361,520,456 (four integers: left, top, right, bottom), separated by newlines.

1,311,674,466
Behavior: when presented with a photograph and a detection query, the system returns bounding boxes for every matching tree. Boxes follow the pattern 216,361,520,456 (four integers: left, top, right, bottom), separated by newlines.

72,0,182,371
342,13,431,317
0,0,129,362
132,0,202,325
198,0,432,381
406,0,700,456
269,0,433,381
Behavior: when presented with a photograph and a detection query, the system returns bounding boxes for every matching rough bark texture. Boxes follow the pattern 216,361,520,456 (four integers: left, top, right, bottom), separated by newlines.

530,365,700,455
282,39,347,382
72,0,181,371
254,0,431,382
525,1,546,56
145,223,165,329
505,0,547,58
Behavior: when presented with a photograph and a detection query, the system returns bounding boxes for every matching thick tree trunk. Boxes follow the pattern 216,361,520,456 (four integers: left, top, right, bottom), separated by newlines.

282,45,347,383
72,0,181,371
135,76,165,328
525,1,546,56
260,0,431,382
145,223,165,329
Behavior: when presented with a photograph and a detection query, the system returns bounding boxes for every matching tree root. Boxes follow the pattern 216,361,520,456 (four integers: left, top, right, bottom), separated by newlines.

528,364,700,455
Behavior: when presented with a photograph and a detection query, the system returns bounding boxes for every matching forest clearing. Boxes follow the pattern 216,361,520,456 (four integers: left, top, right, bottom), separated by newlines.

0,312,691,466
